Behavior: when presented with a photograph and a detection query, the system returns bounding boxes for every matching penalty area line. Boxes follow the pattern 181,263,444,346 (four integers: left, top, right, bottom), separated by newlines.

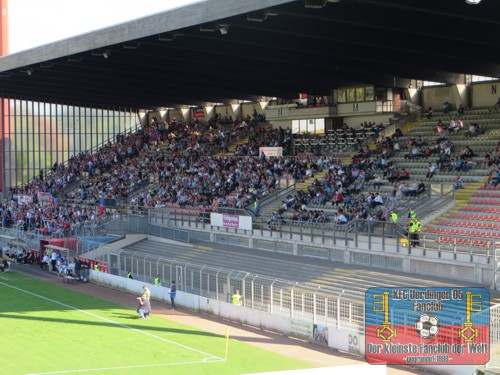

0,281,224,362
27,358,224,375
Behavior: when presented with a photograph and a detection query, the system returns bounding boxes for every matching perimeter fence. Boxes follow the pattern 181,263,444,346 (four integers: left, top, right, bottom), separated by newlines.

102,248,364,331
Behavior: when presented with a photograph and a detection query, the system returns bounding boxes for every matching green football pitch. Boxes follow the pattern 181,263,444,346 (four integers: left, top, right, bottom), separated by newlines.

0,272,315,375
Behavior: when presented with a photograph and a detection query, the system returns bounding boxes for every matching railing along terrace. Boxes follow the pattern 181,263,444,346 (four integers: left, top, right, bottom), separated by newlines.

150,210,494,260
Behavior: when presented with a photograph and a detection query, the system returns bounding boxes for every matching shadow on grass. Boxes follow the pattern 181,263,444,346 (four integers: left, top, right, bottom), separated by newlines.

0,312,221,338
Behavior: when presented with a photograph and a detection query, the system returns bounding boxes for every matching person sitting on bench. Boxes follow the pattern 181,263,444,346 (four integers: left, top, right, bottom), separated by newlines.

40,254,50,270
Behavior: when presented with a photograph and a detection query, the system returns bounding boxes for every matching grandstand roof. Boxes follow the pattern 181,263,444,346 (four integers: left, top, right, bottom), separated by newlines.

0,0,499,110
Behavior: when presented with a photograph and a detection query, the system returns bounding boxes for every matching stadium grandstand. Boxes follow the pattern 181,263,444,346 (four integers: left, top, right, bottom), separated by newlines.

2,0,500,374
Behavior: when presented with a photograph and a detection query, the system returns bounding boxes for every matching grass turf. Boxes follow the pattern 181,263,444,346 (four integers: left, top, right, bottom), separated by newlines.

0,271,315,375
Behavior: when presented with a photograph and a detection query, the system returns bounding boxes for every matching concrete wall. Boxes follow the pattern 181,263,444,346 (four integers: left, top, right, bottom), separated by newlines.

421,85,464,111
470,81,500,107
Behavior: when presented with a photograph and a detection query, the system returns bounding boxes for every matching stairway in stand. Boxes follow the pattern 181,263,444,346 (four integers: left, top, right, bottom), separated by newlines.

295,169,328,192
425,178,500,248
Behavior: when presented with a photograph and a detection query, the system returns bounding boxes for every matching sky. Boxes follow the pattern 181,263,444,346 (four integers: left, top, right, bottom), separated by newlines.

8,0,198,54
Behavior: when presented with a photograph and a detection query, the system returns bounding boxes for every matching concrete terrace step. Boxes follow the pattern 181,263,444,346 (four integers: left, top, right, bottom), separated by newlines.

121,239,490,297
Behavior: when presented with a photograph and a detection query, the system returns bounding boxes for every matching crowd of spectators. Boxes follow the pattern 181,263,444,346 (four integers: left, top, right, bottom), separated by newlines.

2,244,35,264
1,114,270,234
1,101,497,237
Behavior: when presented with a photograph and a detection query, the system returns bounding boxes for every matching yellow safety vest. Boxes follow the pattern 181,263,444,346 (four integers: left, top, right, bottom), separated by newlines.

232,294,242,306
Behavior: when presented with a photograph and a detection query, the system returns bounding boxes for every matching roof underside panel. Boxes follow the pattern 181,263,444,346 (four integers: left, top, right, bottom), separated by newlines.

0,0,499,110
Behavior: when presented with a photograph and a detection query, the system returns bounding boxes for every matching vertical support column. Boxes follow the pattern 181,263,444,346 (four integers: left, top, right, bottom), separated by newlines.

0,0,8,196
0,0,8,56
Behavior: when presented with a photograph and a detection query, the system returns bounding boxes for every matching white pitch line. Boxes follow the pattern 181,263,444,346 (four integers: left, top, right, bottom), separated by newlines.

0,281,224,362
27,359,222,375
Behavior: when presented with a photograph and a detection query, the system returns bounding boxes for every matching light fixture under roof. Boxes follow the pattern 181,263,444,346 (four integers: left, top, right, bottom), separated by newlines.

123,42,140,49
92,50,111,59
465,0,481,4
158,33,183,42
247,9,279,22
20,68,33,76
305,0,326,8
200,23,216,32
68,56,83,62
218,24,229,35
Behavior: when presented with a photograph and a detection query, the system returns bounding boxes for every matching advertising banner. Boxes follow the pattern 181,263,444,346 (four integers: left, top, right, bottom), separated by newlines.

192,108,205,118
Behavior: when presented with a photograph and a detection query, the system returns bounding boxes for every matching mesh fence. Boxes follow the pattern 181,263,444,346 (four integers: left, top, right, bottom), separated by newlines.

104,248,365,329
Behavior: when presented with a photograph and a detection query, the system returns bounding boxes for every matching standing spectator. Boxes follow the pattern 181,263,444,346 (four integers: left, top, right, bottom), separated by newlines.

390,210,398,236
40,253,50,270
408,218,421,247
232,289,243,306
50,249,58,272
168,281,177,310
81,258,90,282
127,269,133,279
74,256,82,279
154,275,161,287
141,284,151,300
254,197,260,217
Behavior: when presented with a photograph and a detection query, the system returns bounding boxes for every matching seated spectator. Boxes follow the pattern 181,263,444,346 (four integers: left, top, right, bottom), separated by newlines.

439,156,452,172
460,146,475,159
448,119,459,133
425,107,433,120
466,123,478,137
372,174,383,190
443,101,454,114
455,157,467,172
422,147,431,158
416,180,426,195
405,146,423,160
490,170,500,187
404,182,418,197
398,168,410,181
457,104,465,116
372,193,384,207
335,211,349,224
387,168,399,183
426,162,436,179
453,176,464,191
